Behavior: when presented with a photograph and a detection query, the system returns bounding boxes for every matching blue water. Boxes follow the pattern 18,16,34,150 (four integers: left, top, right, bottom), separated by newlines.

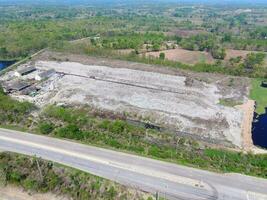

252,110,267,149
0,61,15,70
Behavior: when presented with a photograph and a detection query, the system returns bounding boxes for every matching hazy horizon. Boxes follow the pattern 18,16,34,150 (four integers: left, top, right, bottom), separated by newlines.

0,0,267,6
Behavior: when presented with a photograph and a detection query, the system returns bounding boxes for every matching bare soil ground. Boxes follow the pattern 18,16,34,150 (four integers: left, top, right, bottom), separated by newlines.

0,186,68,200
145,48,215,65
236,100,255,151
145,48,266,66
225,49,254,60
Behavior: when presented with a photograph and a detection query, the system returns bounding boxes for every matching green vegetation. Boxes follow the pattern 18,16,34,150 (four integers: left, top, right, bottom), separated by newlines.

250,79,267,114
0,3,266,79
0,86,35,125
57,43,267,78
219,99,242,107
38,122,55,135
159,52,165,60
211,46,226,60
99,33,166,50
243,53,266,76
0,152,152,200
0,3,266,64
34,105,267,178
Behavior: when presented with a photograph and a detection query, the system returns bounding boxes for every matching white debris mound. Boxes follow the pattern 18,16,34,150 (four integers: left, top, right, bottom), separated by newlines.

29,61,244,147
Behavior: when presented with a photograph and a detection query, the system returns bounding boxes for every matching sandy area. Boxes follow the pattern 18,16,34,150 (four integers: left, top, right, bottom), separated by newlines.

236,100,255,151
0,186,68,200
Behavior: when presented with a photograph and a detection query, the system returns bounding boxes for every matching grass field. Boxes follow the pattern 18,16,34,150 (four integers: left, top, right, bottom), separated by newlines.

250,79,267,114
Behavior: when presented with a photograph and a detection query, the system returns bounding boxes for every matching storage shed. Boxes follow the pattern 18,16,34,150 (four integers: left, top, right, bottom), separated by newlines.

2,81,31,93
35,69,55,81
15,66,36,77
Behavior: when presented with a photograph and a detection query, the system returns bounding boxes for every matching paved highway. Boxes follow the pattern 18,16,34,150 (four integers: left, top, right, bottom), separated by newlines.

0,128,266,200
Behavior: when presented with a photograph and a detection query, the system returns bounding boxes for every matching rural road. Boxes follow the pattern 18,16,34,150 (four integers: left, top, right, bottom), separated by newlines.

0,128,266,200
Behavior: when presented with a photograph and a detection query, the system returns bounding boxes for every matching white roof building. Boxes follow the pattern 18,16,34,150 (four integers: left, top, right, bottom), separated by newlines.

35,69,55,81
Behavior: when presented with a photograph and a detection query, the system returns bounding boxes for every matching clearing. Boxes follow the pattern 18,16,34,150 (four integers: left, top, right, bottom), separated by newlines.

0,51,253,149
145,48,266,65
145,48,214,65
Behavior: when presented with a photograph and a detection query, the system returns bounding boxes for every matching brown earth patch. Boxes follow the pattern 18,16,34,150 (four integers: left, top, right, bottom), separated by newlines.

235,100,255,151
145,48,215,65
0,186,68,200
225,49,254,60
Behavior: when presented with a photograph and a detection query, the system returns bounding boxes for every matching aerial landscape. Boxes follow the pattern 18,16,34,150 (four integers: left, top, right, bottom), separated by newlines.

0,0,267,199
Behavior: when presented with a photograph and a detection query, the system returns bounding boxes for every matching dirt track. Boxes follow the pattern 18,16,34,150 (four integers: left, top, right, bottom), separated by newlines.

236,100,255,151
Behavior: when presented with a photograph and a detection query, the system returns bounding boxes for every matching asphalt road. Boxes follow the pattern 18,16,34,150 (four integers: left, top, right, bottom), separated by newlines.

0,128,266,200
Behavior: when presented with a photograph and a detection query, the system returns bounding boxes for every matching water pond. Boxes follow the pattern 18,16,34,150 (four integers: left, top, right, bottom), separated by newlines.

252,110,267,149
0,61,15,71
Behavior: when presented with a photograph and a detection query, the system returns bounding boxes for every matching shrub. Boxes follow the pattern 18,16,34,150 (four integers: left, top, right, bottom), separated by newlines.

56,124,83,140
108,120,127,134
159,52,165,60
211,46,226,59
38,122,55,135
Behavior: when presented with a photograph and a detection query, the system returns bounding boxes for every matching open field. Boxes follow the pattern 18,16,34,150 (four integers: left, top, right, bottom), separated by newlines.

225,49,255,60
145,48,215,65
145,48,267,66
0,51,253,148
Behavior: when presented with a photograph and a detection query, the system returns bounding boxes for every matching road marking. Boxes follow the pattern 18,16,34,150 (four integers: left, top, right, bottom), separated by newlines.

247,191,267,200
0,135,209,190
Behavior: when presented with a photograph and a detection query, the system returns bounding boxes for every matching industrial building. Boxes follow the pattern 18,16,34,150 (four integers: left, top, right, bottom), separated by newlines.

2,81,31,93
35,69,55,81
15,66,36,77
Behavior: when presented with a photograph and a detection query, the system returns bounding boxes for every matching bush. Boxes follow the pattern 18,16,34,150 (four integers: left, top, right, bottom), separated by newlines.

108,120,127,134
211,46,226,59
56,124,83,140
159,52,165,60
0,91,35,124
39,105,267,178
38,122,55,135
244,53,266,71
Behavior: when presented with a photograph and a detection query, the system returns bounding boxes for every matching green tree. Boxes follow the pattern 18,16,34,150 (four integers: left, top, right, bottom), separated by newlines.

152,43,161,51
244,53,266,71
159,52,165,60
211,46,226,60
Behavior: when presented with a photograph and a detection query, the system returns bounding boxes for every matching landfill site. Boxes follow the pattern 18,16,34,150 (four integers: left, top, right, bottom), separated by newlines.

0,51,255,149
